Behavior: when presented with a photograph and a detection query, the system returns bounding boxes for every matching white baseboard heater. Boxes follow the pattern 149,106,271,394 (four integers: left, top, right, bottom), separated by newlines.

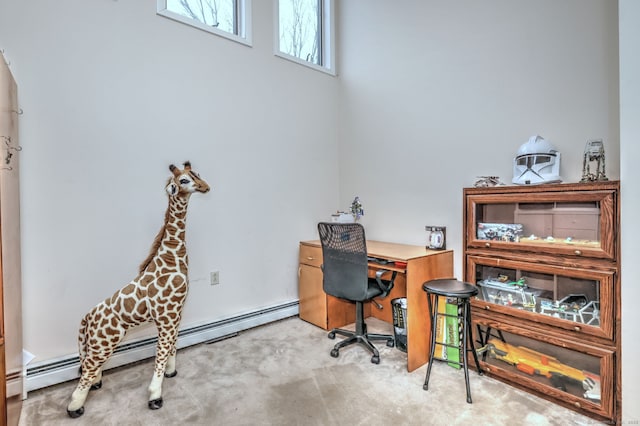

25,301,299,393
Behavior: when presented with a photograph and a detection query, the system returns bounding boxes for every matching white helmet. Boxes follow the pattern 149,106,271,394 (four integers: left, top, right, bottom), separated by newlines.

512,135,562,185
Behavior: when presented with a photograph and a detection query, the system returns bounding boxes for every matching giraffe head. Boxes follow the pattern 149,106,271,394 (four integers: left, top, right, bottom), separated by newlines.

166,161,210,196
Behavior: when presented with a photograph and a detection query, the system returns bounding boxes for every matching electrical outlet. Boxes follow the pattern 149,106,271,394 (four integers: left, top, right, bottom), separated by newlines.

210,271,220,286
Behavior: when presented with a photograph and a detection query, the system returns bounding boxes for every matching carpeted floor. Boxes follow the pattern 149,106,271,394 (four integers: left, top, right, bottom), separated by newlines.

18,317,601,426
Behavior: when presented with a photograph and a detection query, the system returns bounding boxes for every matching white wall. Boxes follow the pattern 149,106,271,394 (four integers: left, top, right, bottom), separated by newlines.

0,0,340,361
619,0,640,422
337,0,619,268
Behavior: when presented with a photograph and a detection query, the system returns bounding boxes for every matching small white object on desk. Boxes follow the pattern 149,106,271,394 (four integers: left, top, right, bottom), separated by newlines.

331,212,355,223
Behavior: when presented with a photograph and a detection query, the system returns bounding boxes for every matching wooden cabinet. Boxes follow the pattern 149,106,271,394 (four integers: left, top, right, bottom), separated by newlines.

463,182,620,423
298,243,356,330
1,51,23,426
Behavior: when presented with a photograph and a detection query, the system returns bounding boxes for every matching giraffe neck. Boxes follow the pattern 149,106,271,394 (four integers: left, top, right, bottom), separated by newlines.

160,193,190,248
139,193,192,275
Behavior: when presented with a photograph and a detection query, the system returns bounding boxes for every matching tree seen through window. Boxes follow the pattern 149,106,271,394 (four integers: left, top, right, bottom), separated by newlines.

279,0,321,65
166,0,237,35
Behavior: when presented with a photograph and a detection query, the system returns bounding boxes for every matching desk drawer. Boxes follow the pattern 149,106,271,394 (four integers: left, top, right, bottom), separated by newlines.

299,244,322,268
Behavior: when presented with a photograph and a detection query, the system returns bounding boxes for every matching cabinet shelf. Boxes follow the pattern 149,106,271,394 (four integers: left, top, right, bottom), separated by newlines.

473,312,615,421
465,183,618,261
467,255,614,340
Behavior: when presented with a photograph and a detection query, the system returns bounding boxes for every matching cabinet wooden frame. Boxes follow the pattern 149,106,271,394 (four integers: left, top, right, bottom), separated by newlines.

1,265,5,423
473,312,615,421
463,181,620,423
1,49,22,426
466,255,615,341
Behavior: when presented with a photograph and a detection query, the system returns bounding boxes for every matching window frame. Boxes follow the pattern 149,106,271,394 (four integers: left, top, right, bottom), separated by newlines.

157,0,253,47
273,0,336,75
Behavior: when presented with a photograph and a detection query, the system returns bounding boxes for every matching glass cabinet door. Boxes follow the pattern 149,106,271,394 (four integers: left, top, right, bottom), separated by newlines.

467,255,614,340
473,315,614,420
465,188,617,260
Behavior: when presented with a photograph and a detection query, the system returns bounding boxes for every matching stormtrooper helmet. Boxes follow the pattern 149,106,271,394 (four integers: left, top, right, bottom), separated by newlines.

512,135,562,185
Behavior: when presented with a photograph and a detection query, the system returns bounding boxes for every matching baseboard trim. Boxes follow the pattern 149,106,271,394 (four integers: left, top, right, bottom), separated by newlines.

25,300,299,393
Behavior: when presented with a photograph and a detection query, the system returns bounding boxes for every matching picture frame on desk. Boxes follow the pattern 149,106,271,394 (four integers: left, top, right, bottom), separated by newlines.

426,226,446,250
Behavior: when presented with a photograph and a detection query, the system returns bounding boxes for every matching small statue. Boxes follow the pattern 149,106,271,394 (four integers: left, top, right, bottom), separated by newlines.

350,196,364,221
474,176,505,187
581,139,608,182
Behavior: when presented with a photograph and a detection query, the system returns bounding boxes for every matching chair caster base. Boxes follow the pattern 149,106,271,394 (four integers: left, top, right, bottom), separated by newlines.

330,349,339,358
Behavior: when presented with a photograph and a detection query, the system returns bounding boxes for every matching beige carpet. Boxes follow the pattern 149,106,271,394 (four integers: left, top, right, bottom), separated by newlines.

18,317,599,426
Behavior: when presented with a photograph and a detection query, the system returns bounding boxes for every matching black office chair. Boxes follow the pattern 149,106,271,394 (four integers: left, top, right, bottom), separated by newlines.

317,222,398,364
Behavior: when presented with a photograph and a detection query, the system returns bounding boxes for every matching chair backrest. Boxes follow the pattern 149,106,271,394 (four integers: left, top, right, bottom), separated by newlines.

317,222,370,301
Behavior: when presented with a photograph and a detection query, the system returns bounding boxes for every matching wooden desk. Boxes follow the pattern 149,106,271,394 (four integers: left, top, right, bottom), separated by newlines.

298,240,453,372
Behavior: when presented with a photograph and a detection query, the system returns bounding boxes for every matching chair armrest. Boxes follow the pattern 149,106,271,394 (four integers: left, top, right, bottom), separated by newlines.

373,269,397,298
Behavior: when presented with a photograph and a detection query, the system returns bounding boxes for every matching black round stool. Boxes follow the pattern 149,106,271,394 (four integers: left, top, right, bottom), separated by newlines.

422,279,483,403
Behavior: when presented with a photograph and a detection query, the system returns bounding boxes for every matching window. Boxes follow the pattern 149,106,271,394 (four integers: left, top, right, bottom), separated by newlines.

275,0,335,75
157,0,252,46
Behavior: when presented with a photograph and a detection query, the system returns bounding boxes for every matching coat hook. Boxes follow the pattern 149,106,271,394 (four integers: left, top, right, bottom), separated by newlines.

2,135,21,150
1,49,9,66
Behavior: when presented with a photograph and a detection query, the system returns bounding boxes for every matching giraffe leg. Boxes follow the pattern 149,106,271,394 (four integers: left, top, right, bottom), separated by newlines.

165,349,177,378
68,313,100,418
67,385,90,418
78,364,103,390
165,321,181,379
147,374,164,410
67,311,124,418
147,325,178,409
90,369,103,390
67,361,103,418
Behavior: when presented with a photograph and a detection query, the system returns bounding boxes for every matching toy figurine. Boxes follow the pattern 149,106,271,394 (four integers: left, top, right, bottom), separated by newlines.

350,196,364,221
581,139,608,182
474,176,505,187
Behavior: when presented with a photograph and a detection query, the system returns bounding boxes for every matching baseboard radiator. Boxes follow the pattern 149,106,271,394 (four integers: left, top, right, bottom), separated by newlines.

25,300,299,393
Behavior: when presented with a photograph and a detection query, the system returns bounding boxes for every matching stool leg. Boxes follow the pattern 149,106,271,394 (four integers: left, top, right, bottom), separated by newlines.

461,300,473,403
422,293,438,391
466,305,483,377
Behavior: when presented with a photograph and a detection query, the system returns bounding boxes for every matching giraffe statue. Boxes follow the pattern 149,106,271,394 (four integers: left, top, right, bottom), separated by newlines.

66,161,210,418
